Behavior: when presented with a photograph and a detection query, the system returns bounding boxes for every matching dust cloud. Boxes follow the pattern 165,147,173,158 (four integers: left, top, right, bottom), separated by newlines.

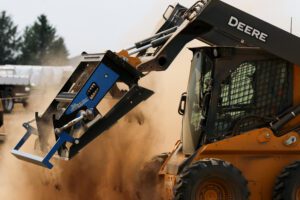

0,40,200,200
0,88,163,199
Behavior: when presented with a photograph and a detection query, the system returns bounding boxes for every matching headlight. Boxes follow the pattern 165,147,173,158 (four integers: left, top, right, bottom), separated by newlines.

25,86,31,92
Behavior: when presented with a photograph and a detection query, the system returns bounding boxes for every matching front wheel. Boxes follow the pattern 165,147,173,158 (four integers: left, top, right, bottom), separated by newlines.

174,158,249,200
136,153,169,200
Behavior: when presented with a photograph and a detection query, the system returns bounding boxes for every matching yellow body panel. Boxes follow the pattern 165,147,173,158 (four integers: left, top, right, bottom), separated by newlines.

163,128,300,199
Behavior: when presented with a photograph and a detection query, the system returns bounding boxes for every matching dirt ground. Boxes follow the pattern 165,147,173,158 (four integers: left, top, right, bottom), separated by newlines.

0,93,175,200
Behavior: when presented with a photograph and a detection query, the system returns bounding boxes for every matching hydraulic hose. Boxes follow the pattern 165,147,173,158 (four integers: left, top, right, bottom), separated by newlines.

271,105,300,132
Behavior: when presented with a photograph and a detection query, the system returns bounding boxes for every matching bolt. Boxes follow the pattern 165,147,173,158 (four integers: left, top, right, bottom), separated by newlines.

284,136,297,146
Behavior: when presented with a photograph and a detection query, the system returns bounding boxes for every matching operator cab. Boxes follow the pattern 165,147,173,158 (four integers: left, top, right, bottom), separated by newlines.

181,47,293,154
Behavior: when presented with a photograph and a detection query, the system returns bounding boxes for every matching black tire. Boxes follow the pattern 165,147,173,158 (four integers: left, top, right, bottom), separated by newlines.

22,101,28,108
2,95,14,113
273,161,300,200
136,153,169,200
174,158,249,200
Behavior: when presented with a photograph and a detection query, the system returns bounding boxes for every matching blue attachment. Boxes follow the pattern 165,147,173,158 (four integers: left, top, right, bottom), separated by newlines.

65,63,119,115
11,123,74,169
11,63,120,169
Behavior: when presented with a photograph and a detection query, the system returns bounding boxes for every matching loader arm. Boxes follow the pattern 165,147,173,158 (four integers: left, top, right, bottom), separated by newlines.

12,0,300,169
134,0,300,72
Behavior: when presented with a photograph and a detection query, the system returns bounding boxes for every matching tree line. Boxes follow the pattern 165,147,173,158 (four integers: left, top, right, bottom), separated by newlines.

0,11,68,66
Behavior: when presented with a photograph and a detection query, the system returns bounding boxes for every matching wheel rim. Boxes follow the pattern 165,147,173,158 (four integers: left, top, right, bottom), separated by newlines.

195,178,233,200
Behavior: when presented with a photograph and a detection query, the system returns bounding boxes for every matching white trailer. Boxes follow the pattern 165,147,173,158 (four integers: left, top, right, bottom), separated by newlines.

0,65,74,112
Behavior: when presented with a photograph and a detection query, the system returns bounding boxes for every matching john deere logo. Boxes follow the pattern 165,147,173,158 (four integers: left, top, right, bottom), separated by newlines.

228,16,268,43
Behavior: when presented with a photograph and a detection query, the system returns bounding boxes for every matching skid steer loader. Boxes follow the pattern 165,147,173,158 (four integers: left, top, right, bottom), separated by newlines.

11,0,300,199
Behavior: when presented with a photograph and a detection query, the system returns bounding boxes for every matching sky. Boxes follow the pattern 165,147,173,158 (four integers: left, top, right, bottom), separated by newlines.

0,0,300,57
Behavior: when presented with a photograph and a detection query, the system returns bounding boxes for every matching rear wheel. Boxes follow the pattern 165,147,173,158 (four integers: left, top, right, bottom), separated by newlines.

273,161,300,200
136,153,169,200
174,158,249,200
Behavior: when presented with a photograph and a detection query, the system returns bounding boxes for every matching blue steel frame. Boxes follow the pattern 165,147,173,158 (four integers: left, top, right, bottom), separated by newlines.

11,61,120,169
11,51,153,169
11,123,74,169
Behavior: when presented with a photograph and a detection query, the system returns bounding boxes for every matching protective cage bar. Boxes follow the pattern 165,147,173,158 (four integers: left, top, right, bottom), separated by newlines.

11,51,153,169
215,59,292,136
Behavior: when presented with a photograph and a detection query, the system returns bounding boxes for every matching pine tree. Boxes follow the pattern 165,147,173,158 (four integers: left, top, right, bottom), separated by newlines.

0,11,21,64
19,14,69,65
